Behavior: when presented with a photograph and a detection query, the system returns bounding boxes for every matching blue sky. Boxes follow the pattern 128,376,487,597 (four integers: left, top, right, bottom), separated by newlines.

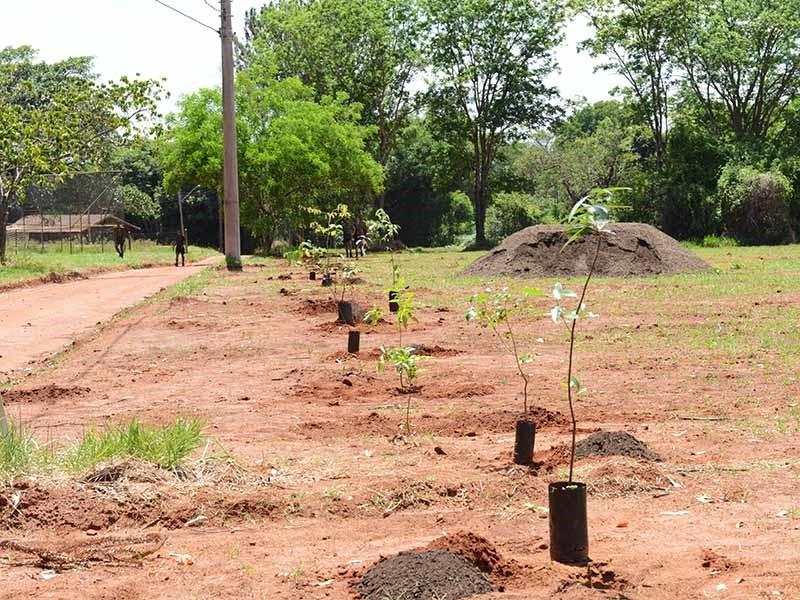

1,1,624,113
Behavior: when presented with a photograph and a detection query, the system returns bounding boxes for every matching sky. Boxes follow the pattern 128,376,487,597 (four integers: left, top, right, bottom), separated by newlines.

1,0,624,113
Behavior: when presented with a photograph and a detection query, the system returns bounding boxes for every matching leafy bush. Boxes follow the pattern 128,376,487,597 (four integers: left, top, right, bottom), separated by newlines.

698,235,738,248
486,192,553,244
717,164,795,245
432,191,474,246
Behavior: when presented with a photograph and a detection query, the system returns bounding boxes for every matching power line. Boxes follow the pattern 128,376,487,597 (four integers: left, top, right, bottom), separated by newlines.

202,0,221,14
153,0,219,34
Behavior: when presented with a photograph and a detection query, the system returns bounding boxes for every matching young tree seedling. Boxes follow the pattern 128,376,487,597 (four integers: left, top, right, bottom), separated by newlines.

551,188,623,482
466,287,542,416
365,283,421,432
368,209,401,286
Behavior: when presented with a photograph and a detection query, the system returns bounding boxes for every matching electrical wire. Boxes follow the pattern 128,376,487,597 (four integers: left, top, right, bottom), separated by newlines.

153,0,219,34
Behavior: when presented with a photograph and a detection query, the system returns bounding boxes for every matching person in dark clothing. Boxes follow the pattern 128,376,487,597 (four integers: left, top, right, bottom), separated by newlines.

343,218,355,258
175,229,186,267
113,226,127,259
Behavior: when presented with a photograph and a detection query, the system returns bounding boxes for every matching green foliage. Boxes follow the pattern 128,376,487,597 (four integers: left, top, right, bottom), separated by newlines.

160,75,382,252
117,184,162,222
697,235,739,248
64,418,204,472
717,164,794,245
424,0,565,245
367,208,401,246
0,46,163,262
0,419,39,477
377,345,421,391
244,0,425,165
466,286,542,414
485,192,551,244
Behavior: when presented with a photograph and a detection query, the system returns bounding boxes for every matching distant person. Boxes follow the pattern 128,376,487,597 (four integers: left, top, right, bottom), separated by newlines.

343,218,355,258
175,229,186,267
113,226,127,259
354,214,368,258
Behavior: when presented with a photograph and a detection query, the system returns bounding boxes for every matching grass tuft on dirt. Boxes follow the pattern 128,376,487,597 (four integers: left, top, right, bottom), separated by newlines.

0,417,204,477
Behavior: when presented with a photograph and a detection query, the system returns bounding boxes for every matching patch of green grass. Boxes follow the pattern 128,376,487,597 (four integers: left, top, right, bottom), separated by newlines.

0,419,40,476
0,241,219,286
0,417,204,476
64,418,205,471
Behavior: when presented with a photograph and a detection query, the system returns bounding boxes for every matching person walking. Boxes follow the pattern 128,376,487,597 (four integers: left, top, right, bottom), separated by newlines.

175,229,187,267
113,226,127,259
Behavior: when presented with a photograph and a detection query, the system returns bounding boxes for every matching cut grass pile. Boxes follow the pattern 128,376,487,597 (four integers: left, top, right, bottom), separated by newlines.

0,418,204,477
0,241,219,286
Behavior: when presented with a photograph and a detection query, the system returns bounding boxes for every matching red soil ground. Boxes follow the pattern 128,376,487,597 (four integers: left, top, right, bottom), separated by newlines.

0,256,798,599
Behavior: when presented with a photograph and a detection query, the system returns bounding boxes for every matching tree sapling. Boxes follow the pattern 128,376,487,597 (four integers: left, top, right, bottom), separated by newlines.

547,188,621,565
467,286,542,464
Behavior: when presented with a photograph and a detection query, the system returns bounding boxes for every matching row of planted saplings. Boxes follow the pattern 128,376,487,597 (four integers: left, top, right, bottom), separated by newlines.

299,195,616,567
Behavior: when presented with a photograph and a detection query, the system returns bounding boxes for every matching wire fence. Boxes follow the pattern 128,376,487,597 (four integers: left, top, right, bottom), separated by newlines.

6,173,139,256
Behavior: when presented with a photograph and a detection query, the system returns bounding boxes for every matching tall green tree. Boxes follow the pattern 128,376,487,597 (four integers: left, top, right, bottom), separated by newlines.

0,46,162,262
670,0,800,143
579,0,676,166
244,0,425,203
423,0,564,247
160,74,383,250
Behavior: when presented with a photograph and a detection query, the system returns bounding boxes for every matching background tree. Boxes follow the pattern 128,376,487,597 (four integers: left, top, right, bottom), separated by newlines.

159,73,383,252
423,0,564,247
0,46,162,262
244,0,425,205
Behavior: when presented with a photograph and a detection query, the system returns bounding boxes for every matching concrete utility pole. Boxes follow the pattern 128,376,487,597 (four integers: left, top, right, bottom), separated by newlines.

220,0,242,270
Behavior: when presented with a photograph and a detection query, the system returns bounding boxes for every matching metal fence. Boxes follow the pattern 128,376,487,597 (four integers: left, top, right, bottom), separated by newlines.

5,172,137,255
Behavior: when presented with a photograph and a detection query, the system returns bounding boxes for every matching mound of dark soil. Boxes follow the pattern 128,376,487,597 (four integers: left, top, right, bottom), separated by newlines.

295,298,338,316
426,532,520,581
575,431,662,461
465,223,709,277
1,384,91,405
358,550,492,600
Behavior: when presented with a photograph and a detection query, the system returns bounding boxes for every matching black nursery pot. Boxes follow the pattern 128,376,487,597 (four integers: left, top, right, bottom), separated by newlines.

548,481,589,565
388,290,399,313
338,301,356,326
309,271,316,281
321,273,333,287
513,419,536,465
348,330,361,354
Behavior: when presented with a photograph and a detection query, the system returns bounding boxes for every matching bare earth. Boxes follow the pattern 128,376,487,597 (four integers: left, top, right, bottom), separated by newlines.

0,252,799,599
0,257,218,377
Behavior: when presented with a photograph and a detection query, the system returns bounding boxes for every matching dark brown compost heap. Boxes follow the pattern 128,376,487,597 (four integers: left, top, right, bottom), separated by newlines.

358,550,493,600
575,431,663,461
465,223,709,277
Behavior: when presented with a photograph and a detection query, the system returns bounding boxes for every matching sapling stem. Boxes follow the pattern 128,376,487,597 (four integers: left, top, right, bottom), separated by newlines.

567,233,602,483
504,321,529,416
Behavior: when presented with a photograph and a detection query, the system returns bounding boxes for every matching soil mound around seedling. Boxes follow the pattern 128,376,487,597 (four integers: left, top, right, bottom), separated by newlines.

358,550,492,600
1,384,92,405
575,431,662,461
466,223,709,277
426,532,520,581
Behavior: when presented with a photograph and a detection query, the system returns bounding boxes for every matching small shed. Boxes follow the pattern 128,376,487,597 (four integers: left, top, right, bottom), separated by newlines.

6,214,140,242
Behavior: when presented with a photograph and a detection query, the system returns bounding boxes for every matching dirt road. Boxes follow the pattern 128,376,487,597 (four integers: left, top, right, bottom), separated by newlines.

0,258,218,377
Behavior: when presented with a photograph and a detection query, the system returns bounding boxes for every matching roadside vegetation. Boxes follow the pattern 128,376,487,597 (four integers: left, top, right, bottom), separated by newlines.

0,241,219,287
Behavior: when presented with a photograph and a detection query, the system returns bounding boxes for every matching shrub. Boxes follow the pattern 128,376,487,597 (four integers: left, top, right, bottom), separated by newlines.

718,164,795,245
432,191,474,246
486,192,552,244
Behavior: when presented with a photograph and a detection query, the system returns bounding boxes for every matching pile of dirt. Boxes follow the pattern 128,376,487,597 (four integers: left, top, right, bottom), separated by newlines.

358,550,492,600
1,384,91,405
575,431,662,461
465,223,709,277
426,532,520,581
295,298,338,316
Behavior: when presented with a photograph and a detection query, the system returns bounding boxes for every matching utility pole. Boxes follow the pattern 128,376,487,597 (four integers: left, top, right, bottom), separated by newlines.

220,0,242,270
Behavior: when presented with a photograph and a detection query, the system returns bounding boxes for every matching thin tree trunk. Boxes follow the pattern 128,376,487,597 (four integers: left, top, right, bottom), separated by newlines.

0,197,8,265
